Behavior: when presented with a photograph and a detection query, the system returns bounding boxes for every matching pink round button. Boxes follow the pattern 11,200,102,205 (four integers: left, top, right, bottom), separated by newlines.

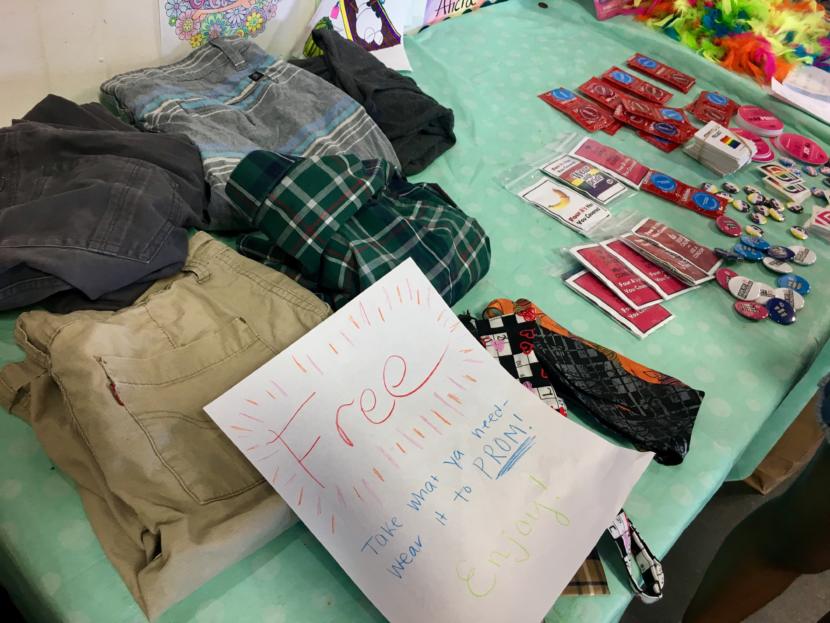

731,128,774,162
736,105,783,137
774,133,829,165
734,301,770,321
716,267,738,291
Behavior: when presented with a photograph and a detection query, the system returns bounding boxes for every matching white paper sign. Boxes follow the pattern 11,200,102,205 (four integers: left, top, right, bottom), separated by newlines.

205,260,652,623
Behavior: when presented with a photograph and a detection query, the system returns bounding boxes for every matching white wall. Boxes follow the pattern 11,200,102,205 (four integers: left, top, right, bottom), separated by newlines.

0,0,319,125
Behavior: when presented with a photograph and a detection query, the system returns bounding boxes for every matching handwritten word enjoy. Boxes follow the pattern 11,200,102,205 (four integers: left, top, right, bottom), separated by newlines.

455,474,571,597
335,344,449,448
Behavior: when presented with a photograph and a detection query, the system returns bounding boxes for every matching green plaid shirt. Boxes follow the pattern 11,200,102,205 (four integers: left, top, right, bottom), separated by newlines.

227,151,490,308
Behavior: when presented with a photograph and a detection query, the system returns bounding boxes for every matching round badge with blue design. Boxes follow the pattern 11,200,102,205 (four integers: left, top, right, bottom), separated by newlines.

707,92,729,106
611,70,634,84
550,88,575,102
692,192,721,212
776,274,810,295
765,245,795,261
740,234,770,250
766,298,797,325
651,173,677,192
660,108,683,122
733,243,764,261
637,56,658,69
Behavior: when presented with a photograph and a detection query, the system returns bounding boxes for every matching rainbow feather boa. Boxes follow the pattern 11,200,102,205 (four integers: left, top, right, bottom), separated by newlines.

630,0,830,83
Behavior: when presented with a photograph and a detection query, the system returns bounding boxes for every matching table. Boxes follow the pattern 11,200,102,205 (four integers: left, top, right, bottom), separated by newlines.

2,1,829,621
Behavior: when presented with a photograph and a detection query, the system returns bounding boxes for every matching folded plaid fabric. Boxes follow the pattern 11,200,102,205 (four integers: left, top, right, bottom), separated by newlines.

228,150,490,308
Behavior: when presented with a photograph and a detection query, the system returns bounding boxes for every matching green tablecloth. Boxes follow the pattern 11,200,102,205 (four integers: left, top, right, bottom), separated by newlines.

2,2,829,622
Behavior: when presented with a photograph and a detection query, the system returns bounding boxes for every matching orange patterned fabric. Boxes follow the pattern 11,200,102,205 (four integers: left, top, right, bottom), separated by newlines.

483,297,682,386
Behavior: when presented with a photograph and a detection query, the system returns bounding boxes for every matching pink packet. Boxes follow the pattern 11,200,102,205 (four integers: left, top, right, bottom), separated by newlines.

565,270,674,339
569,243,663,310
601,239,696,300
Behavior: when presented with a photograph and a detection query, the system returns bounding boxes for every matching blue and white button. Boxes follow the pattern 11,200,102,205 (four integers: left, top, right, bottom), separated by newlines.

766,297,797,325
776,274,810,295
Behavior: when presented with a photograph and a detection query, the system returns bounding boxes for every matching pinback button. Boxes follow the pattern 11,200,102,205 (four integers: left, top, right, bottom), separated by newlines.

700,182,719,193
790,225,808,240
753,283,778,304
716,192,732,201
733,243,764,261
765,198,784,210
769,208,785,222
740,233,770,250
745,225,764,238
728,275,756,299
747,192,765,205
786,202,804,214
779,158,796,168
753,204,769,217
803,166,819,176
766,297,796,325
812,187,824,198
734,301,770,321
743,185,761,194
821,166,830,175
714,248,743,261
732,199,750,213
716,267,738,290
716,215,742,237
789,245,817,266
762,257,793,274
774,287,805,311
776,274,811,295
722,182,739,194
765,245,795,261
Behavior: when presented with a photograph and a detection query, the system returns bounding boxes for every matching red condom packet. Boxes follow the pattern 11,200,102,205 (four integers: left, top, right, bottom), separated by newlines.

618,92,690,124
579,77,626,110
637,130,679,153
688,91,738,125
626,53,696,93
539,87,617,132
642,170,727,218
628,217,721,281
569,242,663,310
601,67,673,104
565,270,674,339
571,137,649,188
601,238,696,300
614,106,697,144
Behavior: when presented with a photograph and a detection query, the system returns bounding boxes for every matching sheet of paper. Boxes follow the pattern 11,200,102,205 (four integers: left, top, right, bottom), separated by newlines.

771,77,830,126
310,0,411,70
204,259,652,623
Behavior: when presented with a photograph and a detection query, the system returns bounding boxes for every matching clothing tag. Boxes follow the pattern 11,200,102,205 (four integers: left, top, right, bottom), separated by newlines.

249,71,264,81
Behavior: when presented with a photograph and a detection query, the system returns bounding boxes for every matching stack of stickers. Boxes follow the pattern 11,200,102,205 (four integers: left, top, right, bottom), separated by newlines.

516,140,639,235
683,122,756,175
564,218,719,338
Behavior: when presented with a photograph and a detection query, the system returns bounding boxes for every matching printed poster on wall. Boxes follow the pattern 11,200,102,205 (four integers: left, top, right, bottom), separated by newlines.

204,259,653,623
159,0,303,59
406,0,510,32
308,0,412,70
